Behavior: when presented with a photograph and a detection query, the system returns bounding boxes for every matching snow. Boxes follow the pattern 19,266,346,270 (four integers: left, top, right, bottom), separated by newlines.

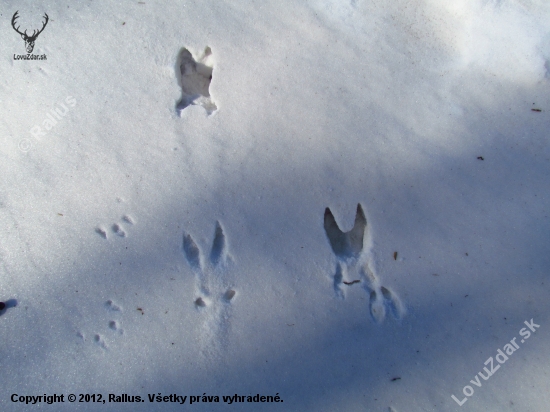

1,0,550,410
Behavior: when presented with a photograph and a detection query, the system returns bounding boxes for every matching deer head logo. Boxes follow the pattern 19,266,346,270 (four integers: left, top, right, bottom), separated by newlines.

11,11,49,54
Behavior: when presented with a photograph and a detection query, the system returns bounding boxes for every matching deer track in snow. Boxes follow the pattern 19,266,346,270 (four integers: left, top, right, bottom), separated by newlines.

182,221,236,358
324,204,404,323
176,47,217,116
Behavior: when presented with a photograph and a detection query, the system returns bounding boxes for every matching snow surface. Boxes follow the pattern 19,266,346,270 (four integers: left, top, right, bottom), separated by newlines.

1,0,550,410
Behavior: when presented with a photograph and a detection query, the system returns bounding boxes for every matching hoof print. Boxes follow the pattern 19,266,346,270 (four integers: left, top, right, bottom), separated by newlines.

324,204,366,261
323,204,404,324
182,220,236,355
176,47,217,116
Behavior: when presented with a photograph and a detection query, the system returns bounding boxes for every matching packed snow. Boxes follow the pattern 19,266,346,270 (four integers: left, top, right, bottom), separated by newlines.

1,0,550,410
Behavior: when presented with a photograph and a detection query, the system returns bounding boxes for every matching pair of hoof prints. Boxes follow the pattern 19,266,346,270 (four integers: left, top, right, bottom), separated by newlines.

182,204,403,325
91,204,402,337
324,204,404,323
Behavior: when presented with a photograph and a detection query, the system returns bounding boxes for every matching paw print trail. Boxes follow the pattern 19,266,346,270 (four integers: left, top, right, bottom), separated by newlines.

324,203,404,323
96,214,135,239
87,300,125,351
182,221,236,361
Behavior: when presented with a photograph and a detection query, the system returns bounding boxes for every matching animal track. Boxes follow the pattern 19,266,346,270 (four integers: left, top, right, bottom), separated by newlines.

182,221,236,358
96,215,135,239
95,227,108,239
176,47,217,116
122,215,134,225
324,204,404,323
105,300,124,336
361,265,404,324
86,300,124,350
105,299,122,312
112,223,126,237
108,320,123,335
183,221,235,308
324,204,366,262
94,334,108,349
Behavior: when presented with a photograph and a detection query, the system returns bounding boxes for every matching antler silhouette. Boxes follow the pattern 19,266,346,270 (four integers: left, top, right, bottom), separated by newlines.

31,13,49,39
11,11,49,53
11,11,25,36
